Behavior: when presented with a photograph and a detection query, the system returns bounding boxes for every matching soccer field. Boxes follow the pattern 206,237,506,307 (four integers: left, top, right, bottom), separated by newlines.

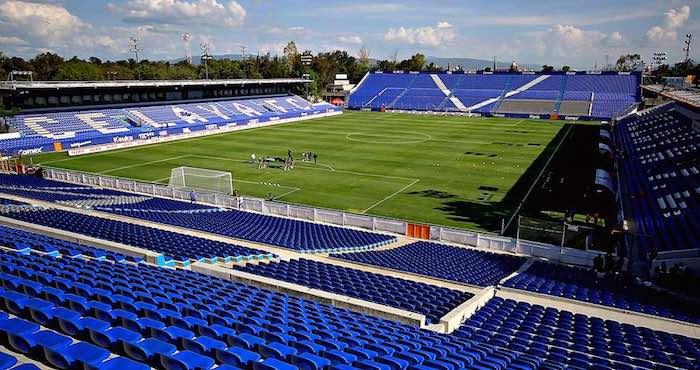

32,111,574,233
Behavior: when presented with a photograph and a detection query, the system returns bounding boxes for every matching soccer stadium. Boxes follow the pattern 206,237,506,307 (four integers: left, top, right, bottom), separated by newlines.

0,1,699,370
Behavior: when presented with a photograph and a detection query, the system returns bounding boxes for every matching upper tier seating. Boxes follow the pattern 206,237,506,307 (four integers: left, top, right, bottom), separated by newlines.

454,296,700,369
349,72,640,118
0,174,396,253
503,261,700,324
613,103,700,253
0,95,324,155
232,258,473,324
0,205,271,264
330,241,526,286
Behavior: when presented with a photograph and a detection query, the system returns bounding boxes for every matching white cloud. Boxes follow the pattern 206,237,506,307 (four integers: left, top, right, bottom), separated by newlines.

384,21,456,47
338,35,362,45
647,5,690,43
519,24,628,60
108,0,246,27
0,35,27,46
0,0,87,44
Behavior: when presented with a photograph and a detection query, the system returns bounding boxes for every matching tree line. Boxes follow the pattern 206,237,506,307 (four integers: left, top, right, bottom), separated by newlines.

2,46,698,96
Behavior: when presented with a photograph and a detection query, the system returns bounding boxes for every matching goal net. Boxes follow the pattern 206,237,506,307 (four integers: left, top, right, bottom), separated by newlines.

168,166,233,195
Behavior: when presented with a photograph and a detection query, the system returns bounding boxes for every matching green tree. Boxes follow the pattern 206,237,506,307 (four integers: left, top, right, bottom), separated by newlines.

562,65,571,72
397,53,425,71
541,65,554,72
30,52,64,80
52,58,102,80
615,54,642,71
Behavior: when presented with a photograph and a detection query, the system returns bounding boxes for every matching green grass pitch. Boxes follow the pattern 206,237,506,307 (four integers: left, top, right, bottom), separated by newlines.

32,111,574,233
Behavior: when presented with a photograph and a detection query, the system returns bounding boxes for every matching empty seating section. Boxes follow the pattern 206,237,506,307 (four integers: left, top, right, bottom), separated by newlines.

455,297,700,369
330,241,526,286
0,249,573,370
3,247,700,370
0,224,141,263
0,206,271,264
614,104,700,253
0,95,322,154
4,109,134,139
0,174,396,252
349,72,640,118
503,261,700,324
232,258,471,324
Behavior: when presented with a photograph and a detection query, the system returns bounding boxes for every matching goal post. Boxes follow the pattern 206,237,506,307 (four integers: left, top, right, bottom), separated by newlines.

168,166,233,195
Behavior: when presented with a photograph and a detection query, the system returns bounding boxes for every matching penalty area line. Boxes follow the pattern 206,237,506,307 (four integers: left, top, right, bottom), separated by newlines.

362,178,420,214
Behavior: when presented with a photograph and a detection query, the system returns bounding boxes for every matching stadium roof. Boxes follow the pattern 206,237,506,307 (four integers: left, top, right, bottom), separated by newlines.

642,84,700,109
0,78,310,91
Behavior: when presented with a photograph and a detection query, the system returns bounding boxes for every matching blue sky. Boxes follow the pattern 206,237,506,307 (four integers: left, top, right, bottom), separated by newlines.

0,0,697,69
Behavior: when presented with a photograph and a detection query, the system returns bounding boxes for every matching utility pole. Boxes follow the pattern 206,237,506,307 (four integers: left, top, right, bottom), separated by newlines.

200,41,213,80
129,36,142,80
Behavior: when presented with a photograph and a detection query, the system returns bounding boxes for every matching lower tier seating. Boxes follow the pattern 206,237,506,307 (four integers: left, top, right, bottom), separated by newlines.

0,174,397,253
503,261,700,324
0,205,272,264
454,297,700,369
232,258,472,324
0,249,572,370
0,224,141,264
330,241,525,286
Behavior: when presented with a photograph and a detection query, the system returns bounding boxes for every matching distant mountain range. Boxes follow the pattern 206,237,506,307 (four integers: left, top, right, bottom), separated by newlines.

170,54,541,71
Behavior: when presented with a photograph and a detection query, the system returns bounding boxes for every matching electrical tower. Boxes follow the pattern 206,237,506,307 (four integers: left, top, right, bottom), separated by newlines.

182,33,192,64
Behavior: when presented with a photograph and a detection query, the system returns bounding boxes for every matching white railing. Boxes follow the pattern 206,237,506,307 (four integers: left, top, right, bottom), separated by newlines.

44,168,597,266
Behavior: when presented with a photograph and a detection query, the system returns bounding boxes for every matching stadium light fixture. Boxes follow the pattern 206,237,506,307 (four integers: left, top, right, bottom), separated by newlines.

129,36,143,80
683,34,692,62
201,42,213,80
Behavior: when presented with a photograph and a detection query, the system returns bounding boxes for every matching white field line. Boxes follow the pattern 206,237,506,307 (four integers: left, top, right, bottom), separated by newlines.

273,187,301,200
502,123,574,232
97,155,190,174
362,178,420,214
187,154,417,182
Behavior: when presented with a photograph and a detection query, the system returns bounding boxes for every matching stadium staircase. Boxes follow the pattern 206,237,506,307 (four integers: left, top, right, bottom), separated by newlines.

552,75,569,113
465,75,551,112
387,74,419,109
362,88,387,109
433,74,470,112
489,75,514,113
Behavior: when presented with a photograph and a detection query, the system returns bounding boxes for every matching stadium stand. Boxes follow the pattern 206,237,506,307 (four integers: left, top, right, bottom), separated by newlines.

0,95,337,155
0,204,272,265
330,241,526,286
232,258,472,324
0,174,397,253
503,261,700,324
0,224,142,264
613,103,700,253
1,248,699,370
455,296,700,369
348,71,640,119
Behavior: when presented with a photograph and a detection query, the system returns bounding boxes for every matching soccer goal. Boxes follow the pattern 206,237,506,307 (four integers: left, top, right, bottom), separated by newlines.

168,166,233,195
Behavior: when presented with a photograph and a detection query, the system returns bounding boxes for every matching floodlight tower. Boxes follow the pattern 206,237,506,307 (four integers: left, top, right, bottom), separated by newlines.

683,34,692,62
200,41,213,80
182,33,192,64
129,36,143,80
